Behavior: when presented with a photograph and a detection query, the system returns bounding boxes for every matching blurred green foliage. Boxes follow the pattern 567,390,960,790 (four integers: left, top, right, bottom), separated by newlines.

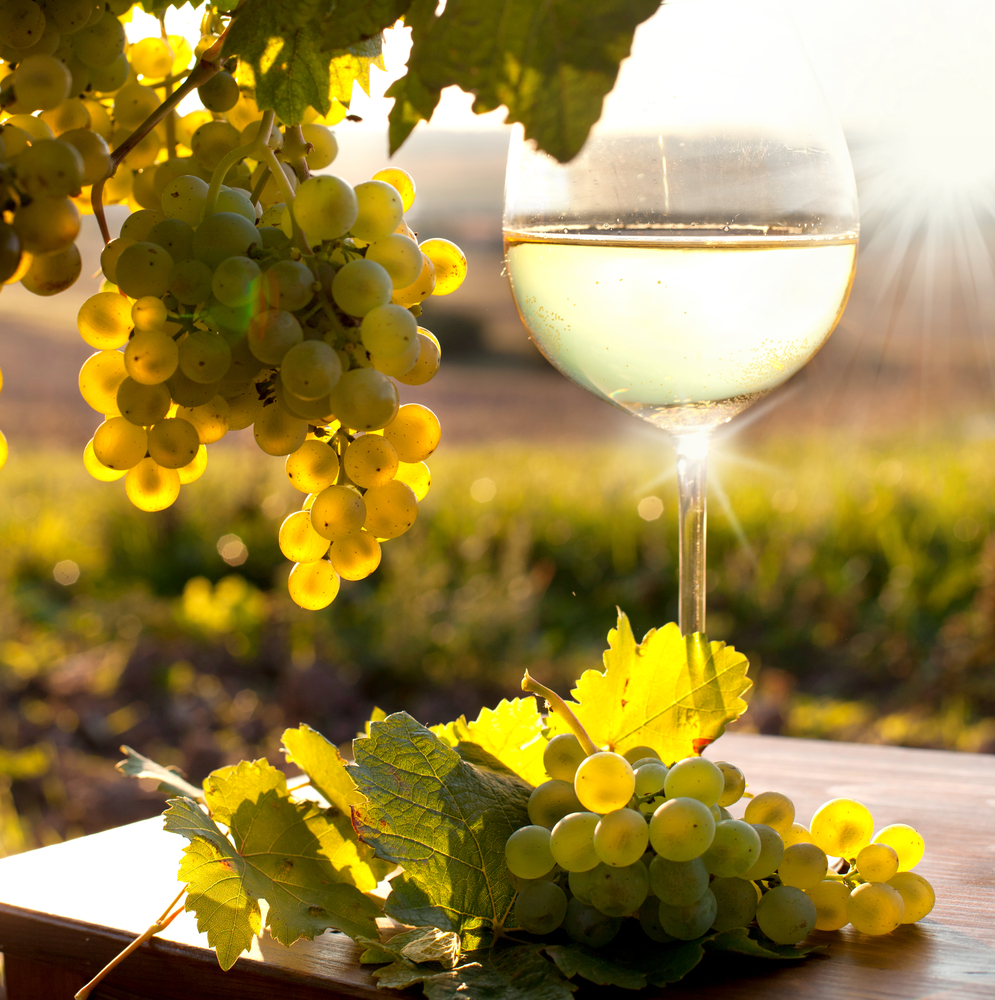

0,434,993,852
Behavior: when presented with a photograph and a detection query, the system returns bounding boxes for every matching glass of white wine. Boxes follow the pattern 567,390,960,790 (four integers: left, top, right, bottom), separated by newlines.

503,0,858,635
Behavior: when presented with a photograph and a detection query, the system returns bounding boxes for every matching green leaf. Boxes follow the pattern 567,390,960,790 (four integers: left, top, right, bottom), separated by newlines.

544,944,646,990
319,0,411,42
433,698,547,786
707,926,825,960
546,612,752,761
356,926,461,969
351,712,531,949
387,0,660,162
282,724,365,814
116,745,204,801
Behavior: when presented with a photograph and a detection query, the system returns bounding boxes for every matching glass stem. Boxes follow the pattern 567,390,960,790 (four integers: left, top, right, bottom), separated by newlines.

673,432,710,636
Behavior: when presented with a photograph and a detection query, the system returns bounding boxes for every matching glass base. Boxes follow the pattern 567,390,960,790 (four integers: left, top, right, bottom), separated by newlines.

618,390,770,433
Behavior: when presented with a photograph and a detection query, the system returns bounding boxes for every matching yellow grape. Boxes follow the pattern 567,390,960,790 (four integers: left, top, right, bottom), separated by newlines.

846,882,904,936
131,295,168,330
279,510,330,562
810,798,874,859
288,560,340,610
888,872,935,923
343,434,398,489
93,416,148,470
125,330,179,385
0,429,7,470
391,253,436,307
99,237,135,284
362,480,417,539
125,457,181,512
20,242,81,295
575,752,635,815
783,823,814,848
78,291,132,350
370,337,419,378
130,37,174,78
394,461,430,502
743,791,795,836
384,403,441,463
395,330,441,386
855,843,900,883
177,444,208,484
83,438,126,481
79,350,126,415
285,439,340,493
147,418,200,469
419,237,467,295
328,531,381,581
13,196,80,254
871,824,925,872
310,484,366,540
178,396,230,444
372,167,416,212
253,404,307,456
117,377,171,426
804,880,850,931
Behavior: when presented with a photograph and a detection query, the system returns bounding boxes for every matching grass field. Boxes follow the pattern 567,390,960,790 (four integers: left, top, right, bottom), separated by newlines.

0,432,993,850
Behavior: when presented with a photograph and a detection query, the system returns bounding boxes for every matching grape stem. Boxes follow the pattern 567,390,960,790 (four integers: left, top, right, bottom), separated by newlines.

521,671,598,756
74,887,186,1000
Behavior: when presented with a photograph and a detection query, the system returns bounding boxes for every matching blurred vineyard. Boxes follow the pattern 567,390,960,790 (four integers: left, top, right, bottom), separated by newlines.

0,432,994,853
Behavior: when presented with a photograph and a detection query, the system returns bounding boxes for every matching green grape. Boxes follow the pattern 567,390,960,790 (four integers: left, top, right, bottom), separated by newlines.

587,861,648,917
125,457,181,512
855,843,899,883
567,868,596,905
168,258,213,304
709,877,758,932
117,377,171,426
291,175,357,241
783,823,814,848
4,113,52,140
177,396,230,444
574,752,635,815
505,825,555,880
217,336,264,391
114,242,174,299
370,337,419,378
166,367,217,407
365,233,422,289
563,898,621,948
810,798,874,859
287,560,340,610
419,237,467,295
262,259,315,312
148,218,195,264
648,797,715,862
279,509,331,563
391,252,436,307
549,811,599,872
593,808,649,867
178,330,231,384
46,0,93,33
191,120,241,171
528,780,583,830
77,291,132,349
352,179,403,243
328,530,381,581
161,174,210,226
120,211,166,243
92,416,147,470
371,167,415,211
192,212,260,270
647,855,709,907
147,418,200,469
223,383,263,430
744,791,796,836
331,258,392,317
887,872,934,923
197,70,239,113
328,368,399,431
21,242,80,295
13,195,79,254
39,97,90,135
663,757,724,807
0,0,45,49
871,824,924,872
514,879,567,936
342,434,398,489
700,819,761,877
740,824,785,880
622,746,659,766
211,256,260,308
360,302,417,360
285,439,339,493
10,54,71,110
275,381,332,422
543,733,586,782
637,896,674,942
777,842,828,889
658,888,717,940
15,138,83,197
362,480,417,539
154,158,209,199
72,11,126,69
216,186,256,222
756,885,818,944
99,237,133,284
131,296,168,331
309,484,366,540
300,123,337,170
87,52,128,94
713,761,747,807
280,340,341,400
129,36,174,77
846,882,904,935
83,438,126,481
259,226,291,250
633,761,669,797
113,84,160,130
246,308,302,365
79,349,126,414
125,330,179,385
805,880,851,931
384,403,441,463
394,460,430,502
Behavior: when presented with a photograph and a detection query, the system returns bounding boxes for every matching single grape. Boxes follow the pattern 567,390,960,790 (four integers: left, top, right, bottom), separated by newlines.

328,531,382,581
130,36,174,78
15,138,84,198
78,292,134,350
352,179,404,243
587,861,648,917
783,823,814,848
744,791,796,836
292,175,358,241
198,71,240,113
179,330,231,384
280,341,342,400
88,53,128,94
224,384,264,430
253,404,306,456
147,418,200,470
331,258,393,317
21,242,81,295
394,460,431,501
383,403,441,463
275,381,333,422
871,824,925,872
562,897,621,948
161,174,210,226
361,302,418,359
514,879,568,936
846,882,904,935
573,752,635,815
83,438,126,482
712,761,747,807
211,256,260,308
215,185,256,222
740,824,785,880
567,868,596,905
40,99,91,137
777,842,829,889
10,54,71,111
131,295,168,331
125,330,179,385
362,480,418,539
328,368,399,432
58,127,111,185
805,880,851,931
710,876,759,931
887,872,935,923
505,825,555,880
658,888,718,940
372,167,416,211
78,350,126,415
365,233,423,289
633,761,669,797
310,485,366,540
342,434,398,489
166,367,217,408
192,212,259,269
593,808,649,867
285,440,340,493
543,733,586,782
279,510,331,563
855,843,900,883
73,11,126,69
117,377,171,426
248,309,303,365
125,457,181,512
93,417,148,470
287,560,340,610
99,237,135,285
637,896,674,943
168,258,214,305
756,884,817,944
300,123,338,170
113,84,160,130
648,797,715,862
647,855,709,907
701,819,762,877
13,195,79,254
419,237,467,295
390,252,437,307
262,259,315,312
177,396,230,444
0,0,46,50
148,218,195,264
810,798,874,859
114,242,173,299
549,811,600,872
663,757,724,806
191,120,241,171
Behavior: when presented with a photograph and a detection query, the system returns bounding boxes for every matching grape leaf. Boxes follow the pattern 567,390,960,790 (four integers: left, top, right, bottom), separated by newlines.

545,612,752,761
432,698,547,786
357,925,462,970
544,944,646,990
387,0,660,162
164,759,382,970
282,723,365,813
116,744,204,801
707,927,825,959
351,712,531,948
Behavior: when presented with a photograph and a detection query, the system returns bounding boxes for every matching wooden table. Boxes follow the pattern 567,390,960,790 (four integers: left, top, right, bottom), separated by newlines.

0,732,993,1000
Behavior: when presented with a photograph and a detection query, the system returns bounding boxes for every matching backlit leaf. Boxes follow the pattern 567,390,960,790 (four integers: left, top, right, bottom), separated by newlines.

282,723,365,814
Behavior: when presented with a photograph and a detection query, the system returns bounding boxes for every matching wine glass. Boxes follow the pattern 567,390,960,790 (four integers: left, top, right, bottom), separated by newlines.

503,0,858,635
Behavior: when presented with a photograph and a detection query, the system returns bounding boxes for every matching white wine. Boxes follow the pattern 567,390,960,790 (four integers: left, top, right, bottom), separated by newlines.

504,229,857,430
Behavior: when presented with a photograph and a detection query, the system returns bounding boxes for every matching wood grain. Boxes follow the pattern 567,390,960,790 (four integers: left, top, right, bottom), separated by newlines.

0,732,993,1000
